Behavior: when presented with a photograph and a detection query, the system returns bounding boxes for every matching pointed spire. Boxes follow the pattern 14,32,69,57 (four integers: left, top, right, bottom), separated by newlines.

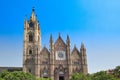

30,7,36,21
24,15,27,28
50,34,53,45
38,20,40,30
81,42,85,48
67,35,70,41
80,42,86,51
50,34,52,39
58,32,61,38
50,34,53,43
50,34,53,53
66,35,70,44
32,7,35,12
24,15,27,21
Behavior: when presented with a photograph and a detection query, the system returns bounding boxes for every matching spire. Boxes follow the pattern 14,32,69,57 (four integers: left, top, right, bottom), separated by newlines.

58,32,61,38
67,35,70,41
66,35,70,45
81,42,85,49
32,7,35,12
80,42,86,54
38,20,40,30
50,34,53,43
24,15,27,28
30,7,36,22
81,42,84,48
50,34,53,52
24,15,27,21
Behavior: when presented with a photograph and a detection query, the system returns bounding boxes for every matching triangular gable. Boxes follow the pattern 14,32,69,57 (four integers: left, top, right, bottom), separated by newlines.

71,46,80,59
40,46,50,55
54,35,66,47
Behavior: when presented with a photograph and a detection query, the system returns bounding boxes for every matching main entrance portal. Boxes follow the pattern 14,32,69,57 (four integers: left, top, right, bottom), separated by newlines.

59,76,64,80
54,65,68,80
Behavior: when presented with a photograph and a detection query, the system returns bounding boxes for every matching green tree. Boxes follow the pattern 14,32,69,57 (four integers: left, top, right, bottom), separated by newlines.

70,73,88,80
0,71,9,79
0,78,4,80
0,71,35,80
113,66,120,78
70,71,120,80
91,71,119,80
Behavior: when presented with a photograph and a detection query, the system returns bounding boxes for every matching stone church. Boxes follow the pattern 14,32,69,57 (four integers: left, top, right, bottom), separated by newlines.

23,8,88,80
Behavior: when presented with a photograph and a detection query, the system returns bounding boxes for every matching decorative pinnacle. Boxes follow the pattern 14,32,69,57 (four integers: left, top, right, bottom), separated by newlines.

50,34,53,42
32,7,35,12
67,35,70,41
81,42,85,48
58,32,61,38
24,15,27,21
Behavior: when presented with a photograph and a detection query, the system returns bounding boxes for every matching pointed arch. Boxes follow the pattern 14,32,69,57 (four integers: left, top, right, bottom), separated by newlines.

41,67,49,78
29,34,33,42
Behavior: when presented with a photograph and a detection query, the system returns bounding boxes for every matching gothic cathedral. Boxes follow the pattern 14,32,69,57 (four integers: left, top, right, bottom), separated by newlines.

23,8,88,80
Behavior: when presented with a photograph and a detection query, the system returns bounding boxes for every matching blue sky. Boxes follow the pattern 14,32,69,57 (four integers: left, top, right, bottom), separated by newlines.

0,0,120,73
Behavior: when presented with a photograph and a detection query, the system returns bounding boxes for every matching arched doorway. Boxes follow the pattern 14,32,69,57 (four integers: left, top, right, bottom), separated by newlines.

59,70,64,80
54,65,68,80
43,70,49,78
41,67,49,78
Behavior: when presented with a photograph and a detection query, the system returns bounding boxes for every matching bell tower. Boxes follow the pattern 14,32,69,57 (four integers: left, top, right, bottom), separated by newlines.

23,8,41,77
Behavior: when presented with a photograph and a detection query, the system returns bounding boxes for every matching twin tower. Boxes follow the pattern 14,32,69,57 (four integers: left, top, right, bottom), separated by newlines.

23,8,88,80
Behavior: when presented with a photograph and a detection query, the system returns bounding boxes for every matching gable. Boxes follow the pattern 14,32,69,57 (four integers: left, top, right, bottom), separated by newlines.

71,47,80,59
40,47,50,58
54,35,66,48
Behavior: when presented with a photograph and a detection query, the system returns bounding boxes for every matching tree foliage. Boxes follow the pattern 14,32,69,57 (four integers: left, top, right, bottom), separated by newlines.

71,70,120,80
70,73,88,80
1,66,120,80
91,71,119,80
113,66,120,78
0,71,35,80
0,71,52,80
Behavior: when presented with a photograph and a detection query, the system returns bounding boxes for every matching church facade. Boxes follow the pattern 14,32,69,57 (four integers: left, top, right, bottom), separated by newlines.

23,8,88,80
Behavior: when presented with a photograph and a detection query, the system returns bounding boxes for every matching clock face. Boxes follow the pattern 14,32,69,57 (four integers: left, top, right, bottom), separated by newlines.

29,22,33,27
56,51,66,60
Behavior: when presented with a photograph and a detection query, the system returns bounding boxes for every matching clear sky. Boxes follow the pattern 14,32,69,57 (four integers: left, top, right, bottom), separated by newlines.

0,0,120,73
